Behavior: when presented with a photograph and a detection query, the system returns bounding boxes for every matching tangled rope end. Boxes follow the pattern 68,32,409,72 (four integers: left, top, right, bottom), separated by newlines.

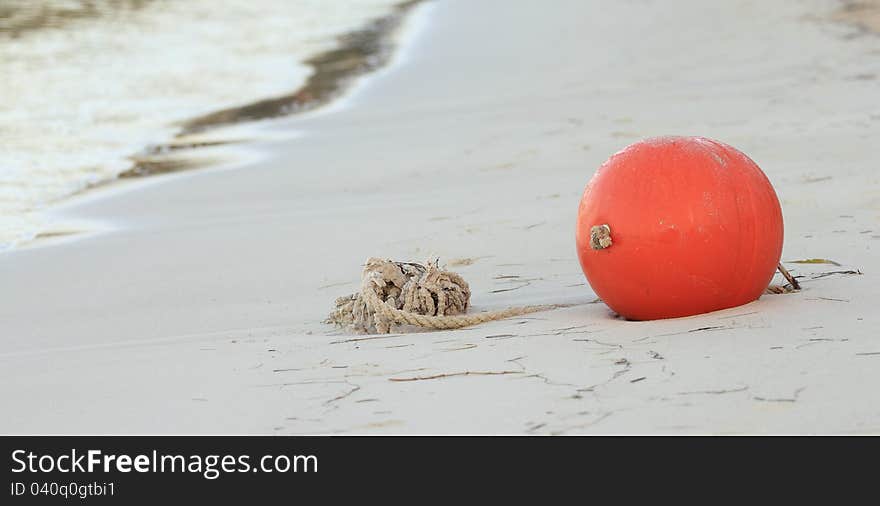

327,258,562,334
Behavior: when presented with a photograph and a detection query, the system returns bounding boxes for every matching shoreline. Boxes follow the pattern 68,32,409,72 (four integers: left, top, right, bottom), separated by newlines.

123,0,424,178
1,0,424,252
19,0,430,252
1,0,878,434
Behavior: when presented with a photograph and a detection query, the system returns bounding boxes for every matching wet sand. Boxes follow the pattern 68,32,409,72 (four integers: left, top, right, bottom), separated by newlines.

1,0,878,434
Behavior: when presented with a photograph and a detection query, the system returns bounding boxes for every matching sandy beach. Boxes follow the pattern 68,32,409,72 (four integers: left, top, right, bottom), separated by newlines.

1,0,878,434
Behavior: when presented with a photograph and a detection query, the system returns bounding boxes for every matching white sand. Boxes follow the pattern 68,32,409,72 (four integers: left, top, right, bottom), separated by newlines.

1,0,878,434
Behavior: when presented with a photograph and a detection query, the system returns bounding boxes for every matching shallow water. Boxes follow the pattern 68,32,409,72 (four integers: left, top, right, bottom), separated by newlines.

0,0,400,249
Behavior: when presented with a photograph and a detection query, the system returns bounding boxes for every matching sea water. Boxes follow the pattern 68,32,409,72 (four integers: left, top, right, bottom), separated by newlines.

0,0,401,249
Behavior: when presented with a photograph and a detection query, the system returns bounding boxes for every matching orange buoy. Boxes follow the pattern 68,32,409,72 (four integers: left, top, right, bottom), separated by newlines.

575,136,783,320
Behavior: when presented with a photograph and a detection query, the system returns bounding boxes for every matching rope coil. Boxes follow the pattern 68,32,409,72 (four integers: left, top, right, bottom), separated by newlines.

327,258,562,334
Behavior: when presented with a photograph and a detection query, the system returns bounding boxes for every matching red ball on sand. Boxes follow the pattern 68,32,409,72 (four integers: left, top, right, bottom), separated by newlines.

575,136,784,321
